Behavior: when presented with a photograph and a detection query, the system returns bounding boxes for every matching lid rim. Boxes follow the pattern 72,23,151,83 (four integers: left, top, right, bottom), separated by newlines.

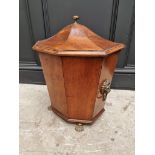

32,22,125,55
33,43,124,57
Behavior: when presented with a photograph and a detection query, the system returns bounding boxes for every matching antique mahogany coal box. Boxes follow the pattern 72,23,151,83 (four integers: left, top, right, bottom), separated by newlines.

33,16,125,131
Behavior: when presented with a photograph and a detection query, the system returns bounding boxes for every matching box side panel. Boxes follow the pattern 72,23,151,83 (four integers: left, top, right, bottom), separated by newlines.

39,53,67,116
93,53,118,117
62,57,103,120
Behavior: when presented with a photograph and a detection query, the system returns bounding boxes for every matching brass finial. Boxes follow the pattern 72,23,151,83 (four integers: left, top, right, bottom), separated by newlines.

73,15,80,22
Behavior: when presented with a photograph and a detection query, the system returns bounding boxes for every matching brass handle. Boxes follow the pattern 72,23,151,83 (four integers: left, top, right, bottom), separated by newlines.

99,79,111,101
73,15,80,22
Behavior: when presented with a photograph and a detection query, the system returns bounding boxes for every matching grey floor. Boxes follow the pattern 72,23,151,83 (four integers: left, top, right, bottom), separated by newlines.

19,84,135,155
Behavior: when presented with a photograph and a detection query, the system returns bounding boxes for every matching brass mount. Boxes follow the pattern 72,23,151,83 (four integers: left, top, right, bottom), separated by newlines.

75,123,84,132
100,79,111,101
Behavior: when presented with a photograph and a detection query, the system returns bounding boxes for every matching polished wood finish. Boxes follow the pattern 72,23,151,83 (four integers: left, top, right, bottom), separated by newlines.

93,52,119,117
62,57,102,120
32,22,124,56
33,18,125,124
52,106,104,124
39,53,67,116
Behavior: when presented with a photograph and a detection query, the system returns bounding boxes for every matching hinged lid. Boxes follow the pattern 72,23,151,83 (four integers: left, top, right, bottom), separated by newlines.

33,16,125,57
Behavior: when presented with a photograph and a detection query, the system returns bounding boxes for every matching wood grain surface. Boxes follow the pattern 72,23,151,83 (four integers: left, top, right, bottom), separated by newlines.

39,53,67,116
32,19,124,124
62,57,103,120
33,22,124,57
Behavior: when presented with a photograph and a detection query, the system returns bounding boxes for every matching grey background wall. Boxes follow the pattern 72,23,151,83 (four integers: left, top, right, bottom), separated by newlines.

19,0,135,89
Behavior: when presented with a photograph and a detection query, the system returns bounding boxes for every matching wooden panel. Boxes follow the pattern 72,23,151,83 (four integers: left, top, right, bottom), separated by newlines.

93,61,107,117
39,53,67,116
93,53,118,116
62,57,103,120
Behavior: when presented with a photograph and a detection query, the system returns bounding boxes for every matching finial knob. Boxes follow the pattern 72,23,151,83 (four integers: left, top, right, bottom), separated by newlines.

73,15,80,22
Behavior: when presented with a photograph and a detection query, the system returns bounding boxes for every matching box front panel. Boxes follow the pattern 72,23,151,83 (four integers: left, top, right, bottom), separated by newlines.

62,57,103,120
39,53,67,116
93,53,118,117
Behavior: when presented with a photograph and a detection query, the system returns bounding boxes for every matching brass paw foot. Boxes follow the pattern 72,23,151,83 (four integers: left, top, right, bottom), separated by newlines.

48,106,52,111
75,123,84,132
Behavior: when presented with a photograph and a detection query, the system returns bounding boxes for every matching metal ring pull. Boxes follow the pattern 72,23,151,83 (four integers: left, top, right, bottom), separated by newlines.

99,79,111,101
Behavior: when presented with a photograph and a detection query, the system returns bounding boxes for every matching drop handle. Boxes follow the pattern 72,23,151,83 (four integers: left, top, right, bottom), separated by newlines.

100,79,111,101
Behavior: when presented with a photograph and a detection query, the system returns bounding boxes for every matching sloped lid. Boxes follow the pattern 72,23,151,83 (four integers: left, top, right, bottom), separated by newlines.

33,16,125,57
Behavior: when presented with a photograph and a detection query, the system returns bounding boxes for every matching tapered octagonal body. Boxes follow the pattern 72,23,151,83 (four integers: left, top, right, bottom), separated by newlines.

33,16,125,124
